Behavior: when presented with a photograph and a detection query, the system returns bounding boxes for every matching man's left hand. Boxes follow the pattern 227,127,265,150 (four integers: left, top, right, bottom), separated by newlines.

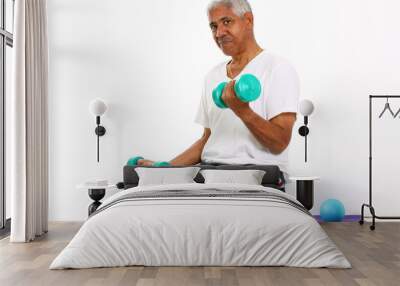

221,80,251,115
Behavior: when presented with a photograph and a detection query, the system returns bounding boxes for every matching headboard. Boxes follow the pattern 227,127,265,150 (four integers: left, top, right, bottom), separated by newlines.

123,164,285,191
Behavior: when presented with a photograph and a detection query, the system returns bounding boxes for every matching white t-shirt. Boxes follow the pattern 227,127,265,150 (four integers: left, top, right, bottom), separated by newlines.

194,51,300,174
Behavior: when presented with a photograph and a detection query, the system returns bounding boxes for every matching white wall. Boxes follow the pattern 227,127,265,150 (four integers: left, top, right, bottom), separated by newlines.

48,0,400,221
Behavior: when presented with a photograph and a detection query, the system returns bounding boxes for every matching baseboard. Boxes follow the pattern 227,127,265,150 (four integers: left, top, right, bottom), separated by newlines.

313,215,400,223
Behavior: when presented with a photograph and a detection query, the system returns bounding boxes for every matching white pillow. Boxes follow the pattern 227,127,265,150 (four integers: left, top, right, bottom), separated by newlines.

200,169,266,185
136,167,201,186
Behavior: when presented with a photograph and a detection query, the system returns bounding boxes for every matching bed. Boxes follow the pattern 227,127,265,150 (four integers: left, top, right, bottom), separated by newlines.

50,165,351,269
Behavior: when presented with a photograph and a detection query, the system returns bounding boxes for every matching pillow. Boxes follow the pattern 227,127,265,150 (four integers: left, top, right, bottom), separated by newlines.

136,167,201,186
200,169,266,185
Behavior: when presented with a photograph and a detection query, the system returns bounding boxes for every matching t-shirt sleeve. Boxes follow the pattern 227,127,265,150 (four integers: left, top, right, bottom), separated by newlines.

194,82,210,128
265,62,300,120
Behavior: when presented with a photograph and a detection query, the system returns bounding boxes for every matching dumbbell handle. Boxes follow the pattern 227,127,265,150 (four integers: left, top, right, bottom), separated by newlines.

212,74,261,109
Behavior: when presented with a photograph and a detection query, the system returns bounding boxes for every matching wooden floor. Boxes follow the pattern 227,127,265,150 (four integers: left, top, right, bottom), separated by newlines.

0,221,399,286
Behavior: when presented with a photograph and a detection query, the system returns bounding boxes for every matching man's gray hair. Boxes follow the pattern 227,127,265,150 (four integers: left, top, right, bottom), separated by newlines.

207,0,252,17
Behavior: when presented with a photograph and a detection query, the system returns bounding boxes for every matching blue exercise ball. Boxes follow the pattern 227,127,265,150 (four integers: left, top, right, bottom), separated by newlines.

320,199,345,222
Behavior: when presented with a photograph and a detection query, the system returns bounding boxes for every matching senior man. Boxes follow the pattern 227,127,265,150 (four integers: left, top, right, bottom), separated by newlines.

139,0,299,177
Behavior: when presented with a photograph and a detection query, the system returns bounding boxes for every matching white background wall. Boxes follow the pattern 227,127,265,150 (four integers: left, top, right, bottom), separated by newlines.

47,0,400,221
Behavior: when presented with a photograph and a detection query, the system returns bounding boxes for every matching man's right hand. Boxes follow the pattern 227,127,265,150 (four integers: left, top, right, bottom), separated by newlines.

137,159,155,166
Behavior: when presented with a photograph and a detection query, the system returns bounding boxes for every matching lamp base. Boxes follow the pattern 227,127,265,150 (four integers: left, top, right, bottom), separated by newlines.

95,126,106,136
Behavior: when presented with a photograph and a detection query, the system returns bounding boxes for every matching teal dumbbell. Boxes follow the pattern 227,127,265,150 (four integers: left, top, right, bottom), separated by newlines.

127,156,144,166
153,161,170,167
127,156,170,167
212,73,261,108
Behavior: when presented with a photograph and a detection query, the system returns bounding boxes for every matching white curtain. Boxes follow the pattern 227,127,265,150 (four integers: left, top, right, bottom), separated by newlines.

10,0,48,242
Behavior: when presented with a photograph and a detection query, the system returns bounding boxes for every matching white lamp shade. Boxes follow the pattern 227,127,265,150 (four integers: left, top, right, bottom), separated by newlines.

299,99,314,116
89,98,107,116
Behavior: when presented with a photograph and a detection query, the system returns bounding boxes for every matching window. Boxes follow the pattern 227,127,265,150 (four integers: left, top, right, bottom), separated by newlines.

0,0,14,234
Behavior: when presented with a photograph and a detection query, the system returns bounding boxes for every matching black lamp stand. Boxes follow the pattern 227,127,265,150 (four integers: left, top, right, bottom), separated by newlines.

298,116,310,162
94,116,106,162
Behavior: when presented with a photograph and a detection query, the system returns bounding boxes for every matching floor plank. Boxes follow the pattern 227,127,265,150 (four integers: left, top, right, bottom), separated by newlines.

0,221,399,286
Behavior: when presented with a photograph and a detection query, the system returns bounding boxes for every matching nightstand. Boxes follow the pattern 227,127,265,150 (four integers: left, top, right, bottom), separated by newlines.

77,183,117,216
289,176,320,210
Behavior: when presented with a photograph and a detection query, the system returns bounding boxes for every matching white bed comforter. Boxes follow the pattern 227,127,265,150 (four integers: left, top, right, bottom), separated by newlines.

50,183,351,269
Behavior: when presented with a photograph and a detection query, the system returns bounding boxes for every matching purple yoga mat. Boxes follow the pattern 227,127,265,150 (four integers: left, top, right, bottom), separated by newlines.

313,215,360,223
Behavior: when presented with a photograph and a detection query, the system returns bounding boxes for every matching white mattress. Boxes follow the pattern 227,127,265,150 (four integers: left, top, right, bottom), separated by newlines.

50,183,351,269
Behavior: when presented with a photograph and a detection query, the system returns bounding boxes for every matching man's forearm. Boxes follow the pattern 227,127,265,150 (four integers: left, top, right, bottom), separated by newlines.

236,108,290,154
169,131,210,165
